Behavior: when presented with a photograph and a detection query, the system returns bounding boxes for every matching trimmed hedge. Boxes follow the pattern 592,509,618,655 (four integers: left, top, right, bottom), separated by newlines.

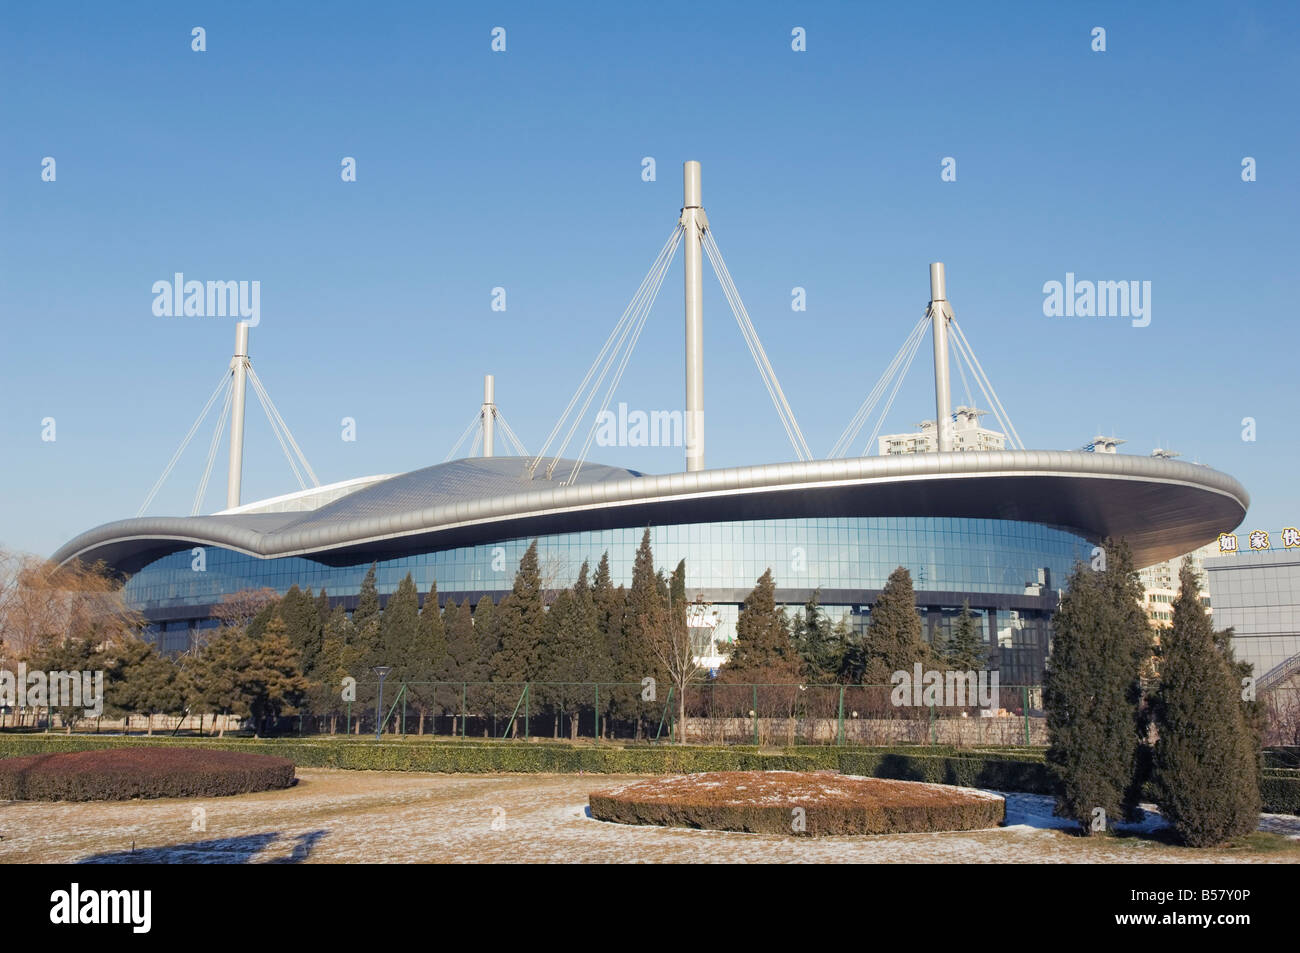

590,772,1005,835
2,734,1295,816
0,748,295,801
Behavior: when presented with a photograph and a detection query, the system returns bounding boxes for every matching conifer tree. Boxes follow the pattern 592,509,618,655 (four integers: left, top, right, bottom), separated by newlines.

277,585,323,682
942,601,986,672
371,573,419,733
590,552,623,735
720,569,798,682
410,581,448,733
613,529,667,736
791,590,839,683
860,567,929,683
351,564,382,708
1150,560,1261,846
1043,540,1151,833
491,541,545,685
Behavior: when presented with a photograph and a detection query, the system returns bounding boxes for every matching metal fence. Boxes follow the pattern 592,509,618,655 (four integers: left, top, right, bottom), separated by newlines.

320,681,1050,746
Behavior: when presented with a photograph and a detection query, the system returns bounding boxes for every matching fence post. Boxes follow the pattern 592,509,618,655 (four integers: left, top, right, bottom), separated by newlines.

461,682,467,739
594,683,600,741
929,704,936,746
752,684,759,746
1022,685,1030,746
524,683,530,740
837,685,845,746
346,701,351,736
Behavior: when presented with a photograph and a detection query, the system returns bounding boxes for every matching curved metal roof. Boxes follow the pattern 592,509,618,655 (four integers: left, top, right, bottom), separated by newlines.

52,452,1248,573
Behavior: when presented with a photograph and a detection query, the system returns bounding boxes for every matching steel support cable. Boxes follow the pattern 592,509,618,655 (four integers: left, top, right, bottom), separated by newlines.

829,316,929,458
529,225,684,476
244,366,306,491
950,319,1024,450
950,332,1008,447
703,231,812,461
830,316,928,457
549,226,682,476
702,232,805,460
469,429,482,458
246,368,303,487
444,411,485,462
566,227,681,483
952,333,975,410
494,411,529,456
192,381,235,515
247,367,321,486
863,318,929,456
137,370,233,516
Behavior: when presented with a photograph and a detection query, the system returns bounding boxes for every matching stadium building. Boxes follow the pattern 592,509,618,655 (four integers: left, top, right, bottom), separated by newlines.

51,163,1250,685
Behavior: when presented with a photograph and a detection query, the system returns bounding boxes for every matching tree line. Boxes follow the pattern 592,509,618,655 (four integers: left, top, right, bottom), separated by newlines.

3,532,988,737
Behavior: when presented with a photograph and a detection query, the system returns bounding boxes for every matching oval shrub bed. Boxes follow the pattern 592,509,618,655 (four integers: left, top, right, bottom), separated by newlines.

0,748,296,801
589,770,1004,836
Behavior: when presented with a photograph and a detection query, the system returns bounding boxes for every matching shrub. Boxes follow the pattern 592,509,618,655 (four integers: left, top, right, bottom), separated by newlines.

589,771,1005,835
0,748,295,801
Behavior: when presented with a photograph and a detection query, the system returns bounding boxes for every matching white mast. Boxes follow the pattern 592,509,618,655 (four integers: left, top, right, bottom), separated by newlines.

226,321,250,508
928,263,954,452
482,374,496,457
681,160,707,471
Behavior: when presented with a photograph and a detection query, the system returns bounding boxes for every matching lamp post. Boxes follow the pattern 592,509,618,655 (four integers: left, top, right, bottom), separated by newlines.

372,666,392,740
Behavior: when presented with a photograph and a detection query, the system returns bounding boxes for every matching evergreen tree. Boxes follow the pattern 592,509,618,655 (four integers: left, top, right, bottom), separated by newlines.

29,636,101,731
311,605,355,733
491,542,547,735
277,586,323,694
590,552,624,735
351,564,382,707
1043,539,1151,833
860,567,929,683
473,594,501,732
791,590,839,683
720,569,799,682
942,601,986,671
409,581,448,733
244,615,310,735
369,573,420,732
612,529,667,736
1150,560,1261,846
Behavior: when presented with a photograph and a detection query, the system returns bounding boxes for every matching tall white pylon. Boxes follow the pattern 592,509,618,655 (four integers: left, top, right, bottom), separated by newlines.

226,321,250,508
482,374,496,457
681,160,708,472
928,263,954,452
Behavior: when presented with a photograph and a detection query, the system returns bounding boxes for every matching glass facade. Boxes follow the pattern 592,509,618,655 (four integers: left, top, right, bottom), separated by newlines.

126,516,1091,683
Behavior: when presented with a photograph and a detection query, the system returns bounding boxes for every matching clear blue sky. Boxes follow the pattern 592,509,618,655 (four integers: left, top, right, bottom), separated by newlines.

2,1,1296,559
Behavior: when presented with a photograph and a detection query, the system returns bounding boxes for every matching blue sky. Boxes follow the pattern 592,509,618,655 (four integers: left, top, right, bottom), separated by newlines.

2,1,1297,559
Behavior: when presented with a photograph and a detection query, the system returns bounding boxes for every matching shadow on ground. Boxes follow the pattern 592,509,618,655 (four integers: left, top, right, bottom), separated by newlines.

78,830,328,864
